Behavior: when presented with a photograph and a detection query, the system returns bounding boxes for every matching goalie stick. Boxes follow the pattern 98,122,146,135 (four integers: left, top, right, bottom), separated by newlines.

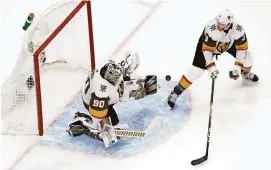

191,78,215,166
114,115,161,138
55,115,161,138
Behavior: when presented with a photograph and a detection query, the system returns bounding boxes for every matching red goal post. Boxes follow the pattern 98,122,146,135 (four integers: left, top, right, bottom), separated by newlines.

34,0,95,136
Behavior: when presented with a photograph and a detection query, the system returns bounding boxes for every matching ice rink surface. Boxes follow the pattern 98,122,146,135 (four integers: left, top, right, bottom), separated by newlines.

1,0,271,170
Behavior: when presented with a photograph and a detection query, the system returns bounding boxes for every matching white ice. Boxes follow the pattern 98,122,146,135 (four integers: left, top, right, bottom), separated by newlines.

1,0,271,170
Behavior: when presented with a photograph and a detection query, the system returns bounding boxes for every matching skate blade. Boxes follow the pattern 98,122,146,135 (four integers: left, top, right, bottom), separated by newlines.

164,100,173,110
167,106,173,110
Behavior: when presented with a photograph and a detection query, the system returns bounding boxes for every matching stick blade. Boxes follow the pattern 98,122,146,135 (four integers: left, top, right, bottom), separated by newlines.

191,156,208,166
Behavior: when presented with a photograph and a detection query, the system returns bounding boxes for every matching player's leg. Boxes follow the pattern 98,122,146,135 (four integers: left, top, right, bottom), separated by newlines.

167,38,206,109
227,44,259,82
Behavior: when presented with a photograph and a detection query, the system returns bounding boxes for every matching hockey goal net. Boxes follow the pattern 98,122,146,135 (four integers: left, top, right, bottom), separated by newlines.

2,0,95,136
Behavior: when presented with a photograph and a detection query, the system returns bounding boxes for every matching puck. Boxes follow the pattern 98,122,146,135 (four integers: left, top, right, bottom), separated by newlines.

165,75,171,81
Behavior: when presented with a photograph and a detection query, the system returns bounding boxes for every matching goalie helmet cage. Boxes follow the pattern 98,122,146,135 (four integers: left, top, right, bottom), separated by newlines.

2,0,96,136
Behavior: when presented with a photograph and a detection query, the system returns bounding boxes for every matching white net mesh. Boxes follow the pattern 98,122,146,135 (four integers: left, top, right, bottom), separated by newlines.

1,0,94,135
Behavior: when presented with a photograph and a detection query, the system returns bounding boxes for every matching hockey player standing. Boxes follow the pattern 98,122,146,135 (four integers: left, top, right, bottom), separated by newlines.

167,9,259,109
67,51,158,147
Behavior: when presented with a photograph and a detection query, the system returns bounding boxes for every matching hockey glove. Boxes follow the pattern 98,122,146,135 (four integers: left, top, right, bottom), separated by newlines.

119,51,140,77
206,61,219,79
67,112,94,136
229,61,242,80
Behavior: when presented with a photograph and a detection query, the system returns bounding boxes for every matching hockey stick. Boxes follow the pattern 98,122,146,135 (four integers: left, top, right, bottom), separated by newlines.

191,78,215,166
115,115,161,137
55,115,161,138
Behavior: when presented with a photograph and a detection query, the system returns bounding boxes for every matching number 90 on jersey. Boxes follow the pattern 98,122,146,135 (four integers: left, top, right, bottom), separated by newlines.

89,93,109,119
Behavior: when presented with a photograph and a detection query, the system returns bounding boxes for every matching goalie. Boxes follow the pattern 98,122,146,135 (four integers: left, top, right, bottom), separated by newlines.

67,51,158,147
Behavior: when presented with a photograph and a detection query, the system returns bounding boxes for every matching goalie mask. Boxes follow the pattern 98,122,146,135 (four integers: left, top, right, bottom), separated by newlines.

101,61,122,85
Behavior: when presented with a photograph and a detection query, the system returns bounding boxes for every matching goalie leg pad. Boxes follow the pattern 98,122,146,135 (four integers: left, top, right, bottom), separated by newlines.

144,75,157,95
120,75,157,102
129,85,146,100
126,75,157,99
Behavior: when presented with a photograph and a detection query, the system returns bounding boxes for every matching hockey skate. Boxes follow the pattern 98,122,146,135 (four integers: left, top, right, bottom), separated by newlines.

241,70,259,82
167,90,179,109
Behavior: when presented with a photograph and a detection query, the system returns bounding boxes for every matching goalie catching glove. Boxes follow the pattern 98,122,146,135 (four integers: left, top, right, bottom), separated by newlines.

119,51,140,78
67,112,102,139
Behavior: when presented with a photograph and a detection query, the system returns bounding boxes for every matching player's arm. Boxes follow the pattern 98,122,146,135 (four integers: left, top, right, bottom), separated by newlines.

235,29,248,51
234,28,248,63
201,26,219,78
89,92,109,119
229,24,249,80
202,27,217,64
81,75,92,109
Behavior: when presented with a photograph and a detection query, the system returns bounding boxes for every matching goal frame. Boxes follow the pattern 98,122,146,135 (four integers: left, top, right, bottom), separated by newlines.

33,0,95,136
